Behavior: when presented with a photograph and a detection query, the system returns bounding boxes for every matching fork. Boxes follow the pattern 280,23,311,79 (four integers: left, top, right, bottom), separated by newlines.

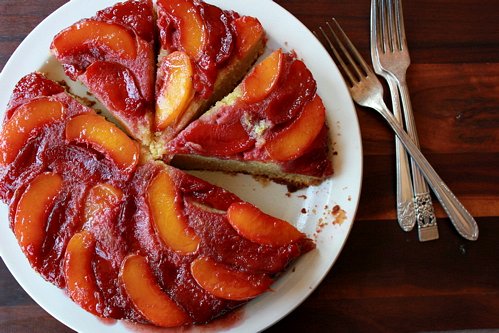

371,0,438,241
370,0,416,234
318,19,479,241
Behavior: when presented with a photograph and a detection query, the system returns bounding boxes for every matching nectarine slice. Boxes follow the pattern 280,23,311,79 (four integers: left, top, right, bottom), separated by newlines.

241,49,283,103
83,183,124,228
147,170,200,254
64,230,102,315
0,98,64,166
120,254,189,327
233,16,264,58
65,113,139,173
227,202,305,246
52,20,136,60
181,120,254,156
84,61,145,118
155,51,194,131
265,95,326,161
158,0,207,59
191,256,272,301
13,172,63,263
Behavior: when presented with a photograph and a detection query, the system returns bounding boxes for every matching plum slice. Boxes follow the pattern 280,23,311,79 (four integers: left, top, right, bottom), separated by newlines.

191,256,272,301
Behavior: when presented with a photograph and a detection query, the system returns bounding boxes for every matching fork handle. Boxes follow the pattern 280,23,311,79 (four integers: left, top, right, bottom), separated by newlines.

378,104,479,240
397,78,439,241
397,78,432,193
386,78,416,231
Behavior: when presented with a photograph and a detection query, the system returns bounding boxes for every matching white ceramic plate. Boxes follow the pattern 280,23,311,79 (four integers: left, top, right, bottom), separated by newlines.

0,0,363,332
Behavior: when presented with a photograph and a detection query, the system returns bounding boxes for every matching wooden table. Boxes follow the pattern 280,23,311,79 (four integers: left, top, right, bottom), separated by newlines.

1,0,498,332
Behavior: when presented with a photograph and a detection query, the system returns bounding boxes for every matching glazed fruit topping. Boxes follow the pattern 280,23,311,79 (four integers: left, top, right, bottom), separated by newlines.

190,256,273,301
65,113,139,174
147,169,200,254
82,183,124,230
84,62,146,118
155,51,195,131
157,0,207,60
265,94,326,161
6,73,65,118
64,231,103,315
233,16,265,58
241,49,283,103
52,20,137,61
13,172,63,265
157,0,239,98
181,118,255,156
227,202,305,246
96,0,155,43
0,98,64,166
120,254,190,327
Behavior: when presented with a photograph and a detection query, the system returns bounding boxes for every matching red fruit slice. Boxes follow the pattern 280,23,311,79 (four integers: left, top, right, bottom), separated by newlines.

155,51,194,131
64,230,102,315
13,172,63,264
96,0,155,43
158,0,207,59
182,119,254,156
241,49,283,103
83,183,124,228
52,20,137,60
190,256,272,301
0,98,64,166
233,16,264,58
147,170,200,254
262,59,316,124
6,73,65,119
120,254,190,327
84,62,145,118
227,202,305,246
265,95,326,161
65,113,139,173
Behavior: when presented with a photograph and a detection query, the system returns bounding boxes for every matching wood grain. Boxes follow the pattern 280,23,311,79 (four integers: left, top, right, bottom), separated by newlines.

0,0,498,332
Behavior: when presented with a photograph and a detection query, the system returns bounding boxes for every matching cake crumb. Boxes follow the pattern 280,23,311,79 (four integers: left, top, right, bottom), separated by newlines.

301,208,307,214
331,205,347,225
297,194,307,199
253,175,270,187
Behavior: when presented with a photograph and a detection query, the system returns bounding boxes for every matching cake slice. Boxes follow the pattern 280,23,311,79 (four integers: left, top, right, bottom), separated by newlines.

50,0,156,144
153,0,266,153
0,72,315,327
167,49,334,188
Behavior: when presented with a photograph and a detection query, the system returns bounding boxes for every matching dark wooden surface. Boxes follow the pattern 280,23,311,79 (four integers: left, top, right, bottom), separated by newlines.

1,0,498,332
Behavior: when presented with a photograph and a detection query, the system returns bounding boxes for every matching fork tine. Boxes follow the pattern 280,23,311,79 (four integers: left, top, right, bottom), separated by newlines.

381,0,394,53
325,21,366,82
330,18,372,76
372,0,383,53
318,26,357,86
388,0,398,51
393,0,407,50
378,0,389,54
